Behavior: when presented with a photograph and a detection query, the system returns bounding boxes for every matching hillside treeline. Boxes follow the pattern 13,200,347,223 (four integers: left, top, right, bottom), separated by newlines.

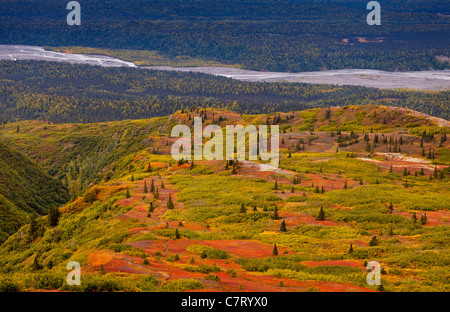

0,61,449,123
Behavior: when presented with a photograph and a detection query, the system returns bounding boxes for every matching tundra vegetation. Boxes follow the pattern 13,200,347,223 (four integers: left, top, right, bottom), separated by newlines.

0,105,448,292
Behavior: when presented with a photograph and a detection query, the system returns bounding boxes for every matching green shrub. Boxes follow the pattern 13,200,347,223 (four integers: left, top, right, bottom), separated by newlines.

184,264,221,274
186,245,230,259
162,278,204,292
25,272,65,290
0,277,21,292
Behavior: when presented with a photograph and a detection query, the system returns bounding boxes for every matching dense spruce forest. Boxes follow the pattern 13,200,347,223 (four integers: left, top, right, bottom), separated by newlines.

0,60,448,123
1,0,449,72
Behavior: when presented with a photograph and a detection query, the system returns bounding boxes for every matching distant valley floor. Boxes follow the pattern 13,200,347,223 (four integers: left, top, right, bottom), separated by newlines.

0,45,449,91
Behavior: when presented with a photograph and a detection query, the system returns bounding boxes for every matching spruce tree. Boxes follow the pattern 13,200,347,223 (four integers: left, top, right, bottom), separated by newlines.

99,264,106,275
126,188,131,199
32,255,42,271
272,243,278,256
239,203,246,213
48,207,60,227
167,194,175,209
412,212,417,224
174,228,180,239
348,244,353,254
316,206,325,221
272,206,279,220
279,220,287,232
160,180,165,189
421,213,427,225
28,215,37,240
150,179,155,193
144,180,148,193
369,236,379,247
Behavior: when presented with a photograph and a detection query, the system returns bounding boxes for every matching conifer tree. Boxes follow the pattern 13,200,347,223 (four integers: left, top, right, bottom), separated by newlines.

48,207,61,227
239,203,246,213
272,243,278,256
32,255,42,271
167,194,174,209
99,264,106,275
280,220,287,232
412,212,417,224
149,202,154,212
126,188,131,198
161,180,165,189
144,180,148,193
369,236,379,247
348,244,353,254
174,228,180,239
316,206,325,221
273,206,279,220
421,213,427,225
150,179,155,193
28,215,37,240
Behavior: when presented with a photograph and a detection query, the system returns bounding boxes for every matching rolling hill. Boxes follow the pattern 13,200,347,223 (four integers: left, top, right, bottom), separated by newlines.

0,105,448,292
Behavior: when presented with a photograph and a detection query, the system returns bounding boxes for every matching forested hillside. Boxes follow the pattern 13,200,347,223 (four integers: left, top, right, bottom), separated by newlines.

0,0,448,72
0,61,449,123
0,141,69,243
